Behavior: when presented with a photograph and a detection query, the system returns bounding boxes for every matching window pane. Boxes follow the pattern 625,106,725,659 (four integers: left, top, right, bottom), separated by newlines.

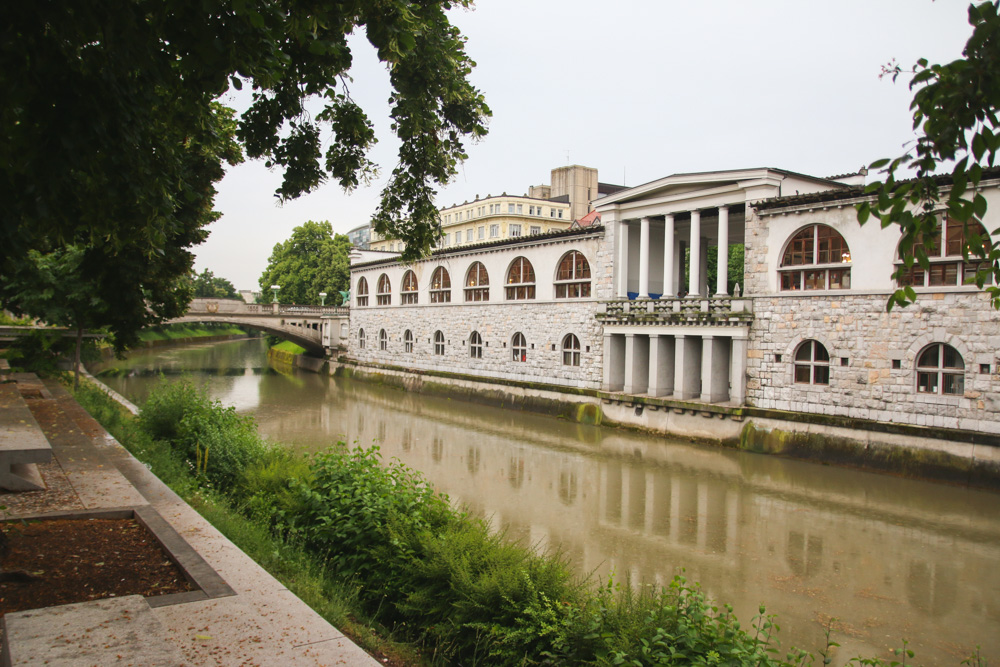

814,343,830,363
794,365,812,383
943,372,964,395
813,365,830,385
795,343,813,362
803,270,824,290
943,345,964,369
917,345,939,368
917,371,937,393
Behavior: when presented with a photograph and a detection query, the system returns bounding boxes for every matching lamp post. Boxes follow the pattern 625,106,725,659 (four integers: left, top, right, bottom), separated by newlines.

319,292,327,307
271,285,280,304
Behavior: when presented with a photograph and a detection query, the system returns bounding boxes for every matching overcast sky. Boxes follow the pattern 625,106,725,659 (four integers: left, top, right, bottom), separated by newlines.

199,0,975,290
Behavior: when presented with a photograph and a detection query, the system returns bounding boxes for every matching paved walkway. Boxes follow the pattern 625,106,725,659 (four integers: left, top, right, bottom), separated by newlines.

1,375,380,666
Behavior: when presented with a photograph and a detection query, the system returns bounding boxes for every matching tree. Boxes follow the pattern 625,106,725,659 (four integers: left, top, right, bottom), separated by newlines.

858,1,1000,309
258,221,352,305
192,269,240,299
2,2,489,274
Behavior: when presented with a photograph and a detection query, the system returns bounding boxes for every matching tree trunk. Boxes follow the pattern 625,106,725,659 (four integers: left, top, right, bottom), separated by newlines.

74,325,82,389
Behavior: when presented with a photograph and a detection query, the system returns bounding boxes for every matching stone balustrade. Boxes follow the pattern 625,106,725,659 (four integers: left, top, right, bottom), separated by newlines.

597,297,753,327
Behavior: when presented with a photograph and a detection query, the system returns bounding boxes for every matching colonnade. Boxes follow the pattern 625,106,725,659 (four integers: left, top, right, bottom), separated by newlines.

603,331,747,404
616,206,732,298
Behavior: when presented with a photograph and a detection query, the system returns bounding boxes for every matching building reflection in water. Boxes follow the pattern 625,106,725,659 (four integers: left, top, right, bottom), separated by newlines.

92,340,1000,666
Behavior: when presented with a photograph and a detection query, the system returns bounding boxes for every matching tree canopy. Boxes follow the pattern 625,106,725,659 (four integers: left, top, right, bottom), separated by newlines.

192,269,240,300
858,1,1000,309
258,221,352,305
2,1,489,347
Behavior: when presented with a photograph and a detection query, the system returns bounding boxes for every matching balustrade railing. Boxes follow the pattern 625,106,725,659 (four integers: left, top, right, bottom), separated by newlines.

598,296,752,327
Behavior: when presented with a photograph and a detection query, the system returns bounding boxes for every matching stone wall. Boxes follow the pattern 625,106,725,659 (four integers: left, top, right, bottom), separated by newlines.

747,292,1000,433
349,299,604,388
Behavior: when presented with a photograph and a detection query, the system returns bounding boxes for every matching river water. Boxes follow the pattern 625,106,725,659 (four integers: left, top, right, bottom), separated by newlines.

91,338,1000,665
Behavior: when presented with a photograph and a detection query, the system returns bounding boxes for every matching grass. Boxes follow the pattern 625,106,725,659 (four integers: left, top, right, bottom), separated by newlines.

138,323,247,342
270,340,306,354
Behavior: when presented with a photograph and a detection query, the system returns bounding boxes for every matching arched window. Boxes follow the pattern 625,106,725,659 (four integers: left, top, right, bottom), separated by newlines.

433,330,445,356
916,343,965,395
379,328,388,351
376,274,391,305
469,331,483,359
555,251,591,298
896,218,992,287
793,340,830,385
401,270,418,304
356,277,369,307
779,224,851,291
358,328,366,349
404,329,414,353
465,262,489,302
511,332,527,362
506,257,536,300
430,267,451,303
562,333,581,366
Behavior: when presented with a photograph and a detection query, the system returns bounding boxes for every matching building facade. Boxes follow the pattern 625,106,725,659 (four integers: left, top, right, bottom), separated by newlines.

348,165,1000,452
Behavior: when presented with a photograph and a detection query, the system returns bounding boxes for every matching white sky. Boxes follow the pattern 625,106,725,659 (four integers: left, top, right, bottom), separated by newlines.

199,0,975,290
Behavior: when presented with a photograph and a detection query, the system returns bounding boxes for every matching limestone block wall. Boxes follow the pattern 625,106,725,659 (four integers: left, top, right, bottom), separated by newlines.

747,292,1000,433
349,299,604,388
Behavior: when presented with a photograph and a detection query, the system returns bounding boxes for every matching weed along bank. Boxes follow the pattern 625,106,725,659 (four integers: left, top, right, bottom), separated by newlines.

345,166,1000,487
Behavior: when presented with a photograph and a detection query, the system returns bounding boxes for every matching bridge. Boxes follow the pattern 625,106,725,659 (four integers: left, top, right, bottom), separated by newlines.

168,298,350,356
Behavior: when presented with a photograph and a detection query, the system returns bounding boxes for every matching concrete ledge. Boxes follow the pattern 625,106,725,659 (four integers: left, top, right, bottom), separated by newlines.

0,382,52,491
1,595,184,667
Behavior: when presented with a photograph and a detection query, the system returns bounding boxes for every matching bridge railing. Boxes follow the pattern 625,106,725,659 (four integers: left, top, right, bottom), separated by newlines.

187,298,348,317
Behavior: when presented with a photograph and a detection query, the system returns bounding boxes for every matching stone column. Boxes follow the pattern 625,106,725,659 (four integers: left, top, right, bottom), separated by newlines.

647,334,675,397
700,335,715,403
673,334,702,400
638,216,651,299
605,333,626,392
689,210,702,296
662,214,676,297
716,206,729,296
624,334,649,395
617,220,629,298
730,337,748,405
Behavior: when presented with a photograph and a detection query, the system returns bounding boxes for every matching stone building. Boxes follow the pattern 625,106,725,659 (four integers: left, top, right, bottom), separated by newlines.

351,226,607,388
347,165,1000,476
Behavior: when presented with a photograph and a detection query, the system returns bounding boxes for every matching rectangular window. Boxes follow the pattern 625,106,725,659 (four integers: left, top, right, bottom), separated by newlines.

510,224,521,237
455,231,462,245
443,235,450,247
529,206,535,215
466,229,473,242
478,226,485,240
530,226,541,235
928,263,959,286
558,210,563,219
508,203,515,213
517,204,523,214
490,224,499,238
550,209,555,217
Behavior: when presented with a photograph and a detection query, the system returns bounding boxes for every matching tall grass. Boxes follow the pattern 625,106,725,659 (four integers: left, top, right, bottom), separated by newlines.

73,378,982,666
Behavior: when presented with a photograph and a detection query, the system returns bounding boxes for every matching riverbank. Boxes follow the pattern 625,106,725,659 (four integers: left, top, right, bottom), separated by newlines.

71,375,910,667
296,355,1000,490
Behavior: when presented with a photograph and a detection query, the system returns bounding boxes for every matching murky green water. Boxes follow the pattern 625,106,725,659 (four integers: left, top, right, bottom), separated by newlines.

92,338,1000,665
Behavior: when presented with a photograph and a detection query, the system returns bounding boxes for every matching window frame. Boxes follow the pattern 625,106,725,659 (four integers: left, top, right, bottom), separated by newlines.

379,328,388,351
404,329,414,353
376,273,392,305
895,217,992,289
916,342,965,396
358,328,366,349
779,224,852,292
512,332,527,362
356,277,369,307
505,257,536,300
561,333,581,366
554,250,592,298
465,262,490,302
433,330,445,356
793,340,831,385
430,266,451,303
469,331,483,359
401,270,418,305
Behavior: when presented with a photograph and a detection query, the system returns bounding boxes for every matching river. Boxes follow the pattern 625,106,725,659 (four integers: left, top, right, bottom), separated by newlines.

90,338,1000,665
